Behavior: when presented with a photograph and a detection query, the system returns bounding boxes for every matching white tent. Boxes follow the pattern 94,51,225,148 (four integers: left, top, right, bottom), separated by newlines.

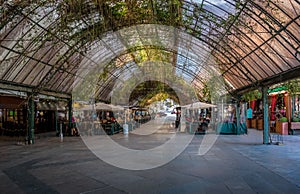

95,102,125,111
78,104,95,111
95,102,113,110
110,104,124,111
182,102,216,109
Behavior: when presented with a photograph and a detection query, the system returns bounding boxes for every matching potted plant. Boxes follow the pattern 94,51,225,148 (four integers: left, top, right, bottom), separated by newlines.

275,116,288,135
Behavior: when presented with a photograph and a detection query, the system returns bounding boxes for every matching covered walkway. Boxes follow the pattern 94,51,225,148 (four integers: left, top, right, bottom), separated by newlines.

1,1,300,193
1,1,299,141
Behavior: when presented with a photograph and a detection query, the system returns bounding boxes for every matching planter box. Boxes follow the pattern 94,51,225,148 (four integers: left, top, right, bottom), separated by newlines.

290,122,300,135
257,119,263,130
251,119,257,129
275,121,288,135
246,119,251,128
291,122,300,130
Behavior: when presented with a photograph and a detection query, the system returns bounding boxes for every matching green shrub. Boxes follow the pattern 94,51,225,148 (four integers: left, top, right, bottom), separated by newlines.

279,117,288,122
292,117,300,122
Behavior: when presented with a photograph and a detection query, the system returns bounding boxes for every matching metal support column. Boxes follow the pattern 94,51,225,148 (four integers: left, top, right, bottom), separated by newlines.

262,86,269,144
28,94,35,144
236,102,241,135
292,96,295,120
55,110,58,136
68,98,73,133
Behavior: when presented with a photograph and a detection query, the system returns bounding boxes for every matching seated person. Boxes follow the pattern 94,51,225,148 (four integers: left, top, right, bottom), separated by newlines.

198,118,208,131
71,127,79,136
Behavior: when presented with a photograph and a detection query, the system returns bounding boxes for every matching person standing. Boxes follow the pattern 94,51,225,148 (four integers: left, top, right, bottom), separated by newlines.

247,107,253,128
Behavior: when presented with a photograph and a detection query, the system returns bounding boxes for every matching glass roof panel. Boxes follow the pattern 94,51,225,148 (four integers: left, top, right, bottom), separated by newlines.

245,53,272,79
203,0,235,17
0,0,299,101
238,60,261,82
22,63,48,86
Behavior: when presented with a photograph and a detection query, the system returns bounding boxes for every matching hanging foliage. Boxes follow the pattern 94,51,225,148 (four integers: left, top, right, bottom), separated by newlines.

129,81,179,107
241,90,262,102
197,82,211,103
284,79,300,97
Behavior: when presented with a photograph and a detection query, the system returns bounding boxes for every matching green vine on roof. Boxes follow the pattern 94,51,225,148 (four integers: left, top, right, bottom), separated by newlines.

197,82,211,103
110,1,127,18
255,0,287,29
131,81,179,107
241,89,262,102
283,79,300,97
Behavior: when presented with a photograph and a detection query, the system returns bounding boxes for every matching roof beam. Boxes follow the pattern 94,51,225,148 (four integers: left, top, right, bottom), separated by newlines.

233,67,300,95
0,81,33,93
0,81,71,99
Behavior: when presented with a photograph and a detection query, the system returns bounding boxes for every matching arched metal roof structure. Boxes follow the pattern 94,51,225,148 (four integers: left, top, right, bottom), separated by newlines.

0,0,299,104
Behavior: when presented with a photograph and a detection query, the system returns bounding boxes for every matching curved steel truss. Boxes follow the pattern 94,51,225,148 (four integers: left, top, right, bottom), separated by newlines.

0,0,299,103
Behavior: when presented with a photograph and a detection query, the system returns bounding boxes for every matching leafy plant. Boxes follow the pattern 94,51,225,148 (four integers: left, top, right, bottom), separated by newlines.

284,80,300,97
241,90,262,102
279,117,288,122
198,82,211,103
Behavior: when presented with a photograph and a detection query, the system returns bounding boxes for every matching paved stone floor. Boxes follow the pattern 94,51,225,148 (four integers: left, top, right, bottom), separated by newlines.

1,118,300,194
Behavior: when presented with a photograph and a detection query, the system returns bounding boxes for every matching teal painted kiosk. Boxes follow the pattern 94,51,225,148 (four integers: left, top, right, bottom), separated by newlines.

216,103,247,134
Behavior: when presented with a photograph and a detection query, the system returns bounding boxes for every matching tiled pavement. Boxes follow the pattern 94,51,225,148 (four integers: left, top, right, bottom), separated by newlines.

0,118,300,194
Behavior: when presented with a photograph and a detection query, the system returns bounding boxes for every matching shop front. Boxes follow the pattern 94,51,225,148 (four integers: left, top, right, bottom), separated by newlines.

0,96,27,138
216,102,247,135
36,101,66,134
